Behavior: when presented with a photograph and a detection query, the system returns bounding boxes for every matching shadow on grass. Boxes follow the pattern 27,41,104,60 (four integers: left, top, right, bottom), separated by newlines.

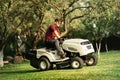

0,69,41,74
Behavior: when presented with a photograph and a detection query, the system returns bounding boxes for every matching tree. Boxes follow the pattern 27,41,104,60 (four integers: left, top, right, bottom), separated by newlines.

0,0,46,67
82,0,120,60
0,0,119,66
46,0,92,37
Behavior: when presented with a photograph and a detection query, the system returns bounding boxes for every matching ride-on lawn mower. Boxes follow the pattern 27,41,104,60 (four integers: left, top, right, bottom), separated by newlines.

27,38,98,71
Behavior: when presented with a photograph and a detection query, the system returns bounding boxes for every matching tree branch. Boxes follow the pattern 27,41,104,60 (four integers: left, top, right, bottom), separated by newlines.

66,6,92,16
69,0,79,7
70,12,89,23
47,1,63,17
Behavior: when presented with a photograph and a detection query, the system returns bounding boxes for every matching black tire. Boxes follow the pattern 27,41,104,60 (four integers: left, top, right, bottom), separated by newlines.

86,55,98,66
70,57,83,69
49,63,54,70
38,57,51,71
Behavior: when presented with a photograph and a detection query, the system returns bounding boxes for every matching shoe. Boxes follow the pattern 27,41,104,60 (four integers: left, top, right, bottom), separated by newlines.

60,56,65,59
60,54,66,59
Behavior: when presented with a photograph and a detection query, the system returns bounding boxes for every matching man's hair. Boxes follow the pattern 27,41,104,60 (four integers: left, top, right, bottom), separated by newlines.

55,18,62,22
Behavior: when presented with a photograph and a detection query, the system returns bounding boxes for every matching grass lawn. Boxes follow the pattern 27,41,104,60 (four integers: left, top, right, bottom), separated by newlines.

0,51,120,80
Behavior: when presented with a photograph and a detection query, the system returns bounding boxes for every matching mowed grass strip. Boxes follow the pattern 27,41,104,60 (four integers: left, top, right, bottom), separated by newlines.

0,51,120,80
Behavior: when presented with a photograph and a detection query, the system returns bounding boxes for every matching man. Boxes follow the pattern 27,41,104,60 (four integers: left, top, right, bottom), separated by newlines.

45,18,65,58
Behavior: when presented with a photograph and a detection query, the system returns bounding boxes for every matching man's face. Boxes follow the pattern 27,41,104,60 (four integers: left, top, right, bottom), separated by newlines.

56,21,61,27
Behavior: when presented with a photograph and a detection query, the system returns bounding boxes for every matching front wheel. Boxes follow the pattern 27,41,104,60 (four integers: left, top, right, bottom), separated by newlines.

70,57,83,69
38,57,51,71
86,54,98,66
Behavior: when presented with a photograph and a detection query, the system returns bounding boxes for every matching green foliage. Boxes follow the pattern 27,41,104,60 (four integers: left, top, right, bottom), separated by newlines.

0,0,120,57
4,32,17,57
0,0,47,56
81,0,120,41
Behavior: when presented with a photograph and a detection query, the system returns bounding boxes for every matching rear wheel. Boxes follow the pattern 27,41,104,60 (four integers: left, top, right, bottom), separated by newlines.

38,57,51,71
86,54,98,66
70,57,83,69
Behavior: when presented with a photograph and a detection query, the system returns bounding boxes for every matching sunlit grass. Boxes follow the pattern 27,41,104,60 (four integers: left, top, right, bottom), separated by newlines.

0,51,120,80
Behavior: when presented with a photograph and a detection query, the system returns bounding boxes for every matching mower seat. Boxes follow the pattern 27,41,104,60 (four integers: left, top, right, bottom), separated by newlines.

45,42,56,50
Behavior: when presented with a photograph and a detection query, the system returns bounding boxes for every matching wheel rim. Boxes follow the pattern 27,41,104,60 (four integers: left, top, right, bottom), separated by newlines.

40,61,47,70
72,61,80,68
88,58,94,64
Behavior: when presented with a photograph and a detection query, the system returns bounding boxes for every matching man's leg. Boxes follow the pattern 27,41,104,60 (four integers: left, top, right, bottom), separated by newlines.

45,40,56,49
55,39,65,58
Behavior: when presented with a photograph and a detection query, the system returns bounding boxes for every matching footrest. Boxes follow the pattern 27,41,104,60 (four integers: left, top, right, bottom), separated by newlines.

52,57,69,62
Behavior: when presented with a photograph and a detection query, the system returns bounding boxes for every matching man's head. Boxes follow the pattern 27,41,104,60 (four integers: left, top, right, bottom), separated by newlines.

55,18,62,27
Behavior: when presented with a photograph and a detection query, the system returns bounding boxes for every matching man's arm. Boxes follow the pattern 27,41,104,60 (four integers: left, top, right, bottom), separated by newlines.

54,30,60,39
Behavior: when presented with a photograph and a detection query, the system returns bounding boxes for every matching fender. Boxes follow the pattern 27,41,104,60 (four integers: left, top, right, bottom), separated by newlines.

37,52,57,62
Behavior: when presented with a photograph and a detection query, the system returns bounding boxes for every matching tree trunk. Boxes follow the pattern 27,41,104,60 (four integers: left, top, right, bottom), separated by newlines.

105,43,108,53
105,38,108,53
0,49,4,67
96,42,101,61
